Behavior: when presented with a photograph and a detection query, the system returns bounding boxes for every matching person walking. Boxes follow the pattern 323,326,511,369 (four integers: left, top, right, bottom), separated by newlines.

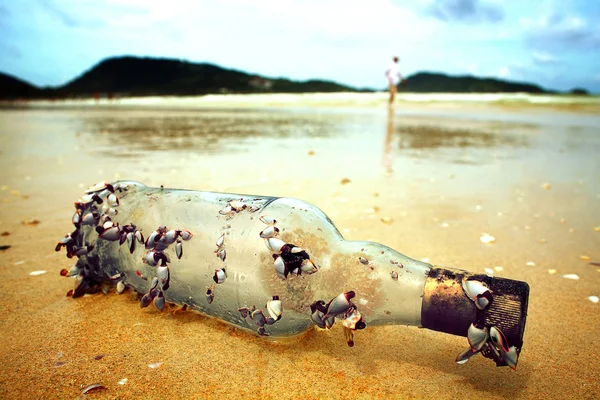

385,56,406,104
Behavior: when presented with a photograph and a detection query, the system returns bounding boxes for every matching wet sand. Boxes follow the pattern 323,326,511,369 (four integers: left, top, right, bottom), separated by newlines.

0,94,599,399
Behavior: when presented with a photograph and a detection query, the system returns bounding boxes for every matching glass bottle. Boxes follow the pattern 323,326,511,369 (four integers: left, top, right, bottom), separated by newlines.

58,181,529,369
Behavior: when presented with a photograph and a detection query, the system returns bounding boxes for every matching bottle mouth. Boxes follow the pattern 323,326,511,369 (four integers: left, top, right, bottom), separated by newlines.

421,266,530,368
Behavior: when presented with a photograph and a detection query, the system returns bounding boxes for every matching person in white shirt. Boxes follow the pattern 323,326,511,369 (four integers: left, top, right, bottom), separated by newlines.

385,56,406,104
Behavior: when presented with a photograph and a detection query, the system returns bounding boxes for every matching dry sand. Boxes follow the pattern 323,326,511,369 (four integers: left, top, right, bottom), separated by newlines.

0,94,599,399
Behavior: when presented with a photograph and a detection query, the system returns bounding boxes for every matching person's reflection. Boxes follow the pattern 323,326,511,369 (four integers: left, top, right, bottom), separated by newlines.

383,105,395,174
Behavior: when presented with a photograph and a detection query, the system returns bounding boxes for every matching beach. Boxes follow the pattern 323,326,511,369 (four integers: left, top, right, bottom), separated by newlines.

0,93,599,399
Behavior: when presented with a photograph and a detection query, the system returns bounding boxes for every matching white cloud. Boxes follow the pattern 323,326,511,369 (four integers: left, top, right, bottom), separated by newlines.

532,51,558,64
497,66,510,78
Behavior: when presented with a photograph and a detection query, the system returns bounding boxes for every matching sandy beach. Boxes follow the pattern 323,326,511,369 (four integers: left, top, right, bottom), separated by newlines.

0,93,599,399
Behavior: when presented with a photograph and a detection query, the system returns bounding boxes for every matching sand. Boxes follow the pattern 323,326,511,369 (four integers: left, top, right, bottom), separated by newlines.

0,93,599,399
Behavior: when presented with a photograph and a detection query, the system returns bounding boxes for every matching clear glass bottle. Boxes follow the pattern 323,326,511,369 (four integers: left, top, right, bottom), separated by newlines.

59,181,529,369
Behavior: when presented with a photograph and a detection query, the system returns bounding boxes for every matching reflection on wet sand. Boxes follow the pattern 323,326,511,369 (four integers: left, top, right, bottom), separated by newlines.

383,105,395,173
78,110,345,157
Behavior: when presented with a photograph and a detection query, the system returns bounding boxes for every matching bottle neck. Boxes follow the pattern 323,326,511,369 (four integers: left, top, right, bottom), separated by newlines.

421,266,529,348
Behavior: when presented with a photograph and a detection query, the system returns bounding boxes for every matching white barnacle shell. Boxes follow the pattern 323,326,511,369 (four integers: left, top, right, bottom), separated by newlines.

116,281,126,294
219,205,232,215
501,346,519,370
467,323,488,352
300,259,318,274
259,216,277,225
325,291,354,317
216,248,226,262
175,240,183,259
390,270,399,280
179,229,193,241
85,181,111,194
455,347,479,364
489,326,509,353
143,251,158,266
266,296,282,321
265,238,285,253
107,193,119,207
259,226,279,239
462,279,489,300
229,200,246,211
156,266,170,289
273,256,286,279
213,268,227,284
216,233,225,249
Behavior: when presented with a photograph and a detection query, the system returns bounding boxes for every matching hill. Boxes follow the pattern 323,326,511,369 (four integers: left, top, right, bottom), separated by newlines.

404,72,547,93
1,56,585,99
57,56,358,97
0,72,44,99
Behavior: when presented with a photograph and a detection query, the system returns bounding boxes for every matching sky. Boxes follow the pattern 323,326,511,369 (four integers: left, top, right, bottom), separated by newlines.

1,0,599,92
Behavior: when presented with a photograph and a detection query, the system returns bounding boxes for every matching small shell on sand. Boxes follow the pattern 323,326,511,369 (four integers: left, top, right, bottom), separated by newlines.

484,268,494,275
542,183,551,190
380,216,393,224
118,378,128,385
29,270,46,276
588,296,599,303
580,255,591,261
148,362,163,369
548,269,557,274
480,233,495,244
526,261,536,266
562,274,580,280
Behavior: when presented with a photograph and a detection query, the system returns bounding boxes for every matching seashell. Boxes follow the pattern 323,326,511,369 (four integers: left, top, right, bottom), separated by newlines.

85,181,114,194
135,230,144,244
390,270,399,280
501,345,518,370
175,240,183,259
213,268,227,284
455,347,479,364
116,281,125,294
107,193,119,207
219,205,232,215
462,279,489,300
273,255,287,279
300,259,318,274
259,226,279,238
179,229,193,241
153,293,165,312
467,323,488,352
359,256,369,265
99,226,121,241
325,291,355,317
216,233,225,249
259,216,276,225
265,238,285,253
216,248,226,262
489,326,509,353
229,201,246,211
266,296,282,321
290,246,304,254
156,266,170,291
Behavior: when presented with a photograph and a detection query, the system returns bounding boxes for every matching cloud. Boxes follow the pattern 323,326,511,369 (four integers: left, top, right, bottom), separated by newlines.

425,0,504,23
520,13,600,50
532,51,558,65
497,66,510,78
